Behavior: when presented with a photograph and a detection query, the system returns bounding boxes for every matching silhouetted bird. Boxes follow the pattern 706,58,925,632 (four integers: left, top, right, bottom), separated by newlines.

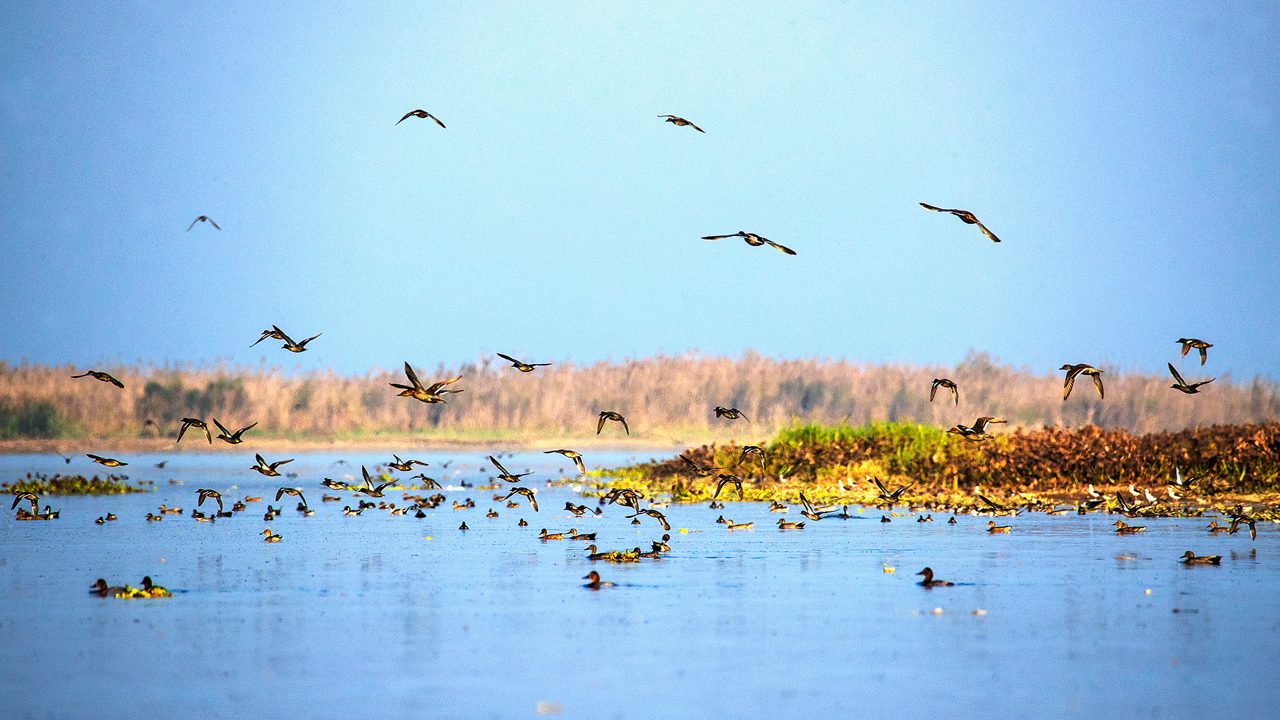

71,370,124,388
659,114,704,132
597,411,629,435
187,215,221,231
212,418,256,444
177,418,212,444
701,231,796,255
86,454,127,467
714,406,749,422
489,455,532,483
496,353,551,372
1176,338,1213,365
1168,363,1214,394
919,203,1001,242
930,378,958,406
396,109,446,127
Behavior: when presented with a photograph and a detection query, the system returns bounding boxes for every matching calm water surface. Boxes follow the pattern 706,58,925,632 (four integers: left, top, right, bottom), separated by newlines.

1,450,1277,719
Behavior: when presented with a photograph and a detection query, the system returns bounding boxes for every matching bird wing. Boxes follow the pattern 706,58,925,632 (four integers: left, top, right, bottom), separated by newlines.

1063,368,1079,400
425,376,462,394
975,221,1001,243
573,456,586,475
929,381,939,402
177,422,190,443
489,455,509,476
238,422,258,436
212,418,230,436
497,353,520,365
620,416,629,435
427,113,446,128
689,121,705,133
763,238,797,255
528,494,538,512
949,385,959,406
275,487,287,501
1198,346,1208,365
186,218,199,231
207,218,221,230
271,458,294,469
396,111,416,125
1092,373,1105,400
1179,341,1191,358
361,465,373,488
106,373,124,388
276,328,297,346
403,362,423,390
701,234,735,240
596,414,606,434
1167,363,1186,385
919,203,953,213
298,333,322,347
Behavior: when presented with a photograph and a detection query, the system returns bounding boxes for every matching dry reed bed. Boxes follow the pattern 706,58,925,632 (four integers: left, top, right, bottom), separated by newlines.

1,352,1277,440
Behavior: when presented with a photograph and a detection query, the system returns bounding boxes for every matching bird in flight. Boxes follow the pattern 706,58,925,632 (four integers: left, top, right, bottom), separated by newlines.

277,326,321,353
503,486,539,512
659,114,705,133
489,455,532,483
1060,364,1104,401
387,455,428,472
212,418,256,444
196,488,224,513
679,454,717,477
356,465,397,497
544,449,587,475
187,215,221,231
872,476,916,506
275,487,309,512
250,327,289,347
392,362,463,404
701,231,796,255
396,109,446,128
930,378,959,406
714,406,749,422
1168,363,1214,394
738,445,767,472
1176,338,1213,366
177,418,212,444
946,416,1006,441
86,454,127,467
251,453,293,477
919,203,1001,243
497,353,551,372
71,370,124,388
712,473,745,501
597,411,629,435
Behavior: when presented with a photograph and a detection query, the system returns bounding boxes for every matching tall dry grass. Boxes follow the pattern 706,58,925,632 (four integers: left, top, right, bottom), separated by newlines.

1,352,1276,441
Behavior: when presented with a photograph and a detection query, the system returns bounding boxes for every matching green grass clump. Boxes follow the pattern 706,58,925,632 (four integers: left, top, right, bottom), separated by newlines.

3,473,149,495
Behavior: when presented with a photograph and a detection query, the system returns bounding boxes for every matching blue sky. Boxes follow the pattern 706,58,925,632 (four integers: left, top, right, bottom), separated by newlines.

2,2,1277,379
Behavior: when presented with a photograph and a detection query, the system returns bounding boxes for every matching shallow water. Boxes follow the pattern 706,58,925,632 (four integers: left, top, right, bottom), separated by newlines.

1,450,1277,719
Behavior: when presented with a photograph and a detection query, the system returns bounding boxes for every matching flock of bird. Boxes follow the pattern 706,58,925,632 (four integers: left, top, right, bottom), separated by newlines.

10,111,1256,593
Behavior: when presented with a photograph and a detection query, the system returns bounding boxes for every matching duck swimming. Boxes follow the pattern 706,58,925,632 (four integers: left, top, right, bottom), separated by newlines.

916,567,955,587
777,519,805,530
582,571,615,589
986,520,1012,533
1180,550,1222,565
1114,520,1146,534
262,528,282,543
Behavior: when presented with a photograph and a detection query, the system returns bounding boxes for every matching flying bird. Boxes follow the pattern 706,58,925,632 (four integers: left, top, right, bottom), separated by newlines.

274,487,309,511
714,406,749,422
86,454,127,467
1176,338,1213,365
275,326,321,353
701,231,796,255
496,353,551,372
251,453,294,477
946,416,1006,441
597,411,629,435
919,203,1001,242
544,449,587,475
489,455,533,483
196,488,223,513
387,455,428,472
70,370,124,388
738,445,767,472
872,476,915,506
1060,364,1104,401
679,454,717,477
177,418,212,444
396,109,446,128
187,215,221,231
11,492,39,514
658,114,705,132
503,486,538,512
212,418,256,444
250,327,289,347
712,473,745,501
628,507,671,531
356,465,396,497
392,362,463,404
930,378,959,406
1168,363,1214,394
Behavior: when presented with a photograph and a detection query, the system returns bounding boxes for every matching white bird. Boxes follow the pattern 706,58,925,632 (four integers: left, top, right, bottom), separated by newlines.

1087,484,1100,498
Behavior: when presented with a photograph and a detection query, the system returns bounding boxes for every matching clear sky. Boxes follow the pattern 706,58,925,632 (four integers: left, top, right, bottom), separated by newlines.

2,2,1277,379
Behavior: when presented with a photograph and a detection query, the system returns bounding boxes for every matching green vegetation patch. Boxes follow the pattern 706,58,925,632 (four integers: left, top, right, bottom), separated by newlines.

4,472,149,495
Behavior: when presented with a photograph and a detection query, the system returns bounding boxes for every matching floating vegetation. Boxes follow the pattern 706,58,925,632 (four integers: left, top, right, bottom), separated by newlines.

4,472,150,495
594,421,1280,509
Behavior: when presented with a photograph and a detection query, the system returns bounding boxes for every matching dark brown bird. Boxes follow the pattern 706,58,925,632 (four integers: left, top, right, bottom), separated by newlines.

1168,363,1214,394
496,353,551,372
701,231,796,255
392,362,463,404
919,203,1001,242
1060,364,1104,401
679,454,717,477
250,327,288,347
738,445,767,472
396,109,446,128
597,411,629,435
930,378,958,406
196,488,223,513
714,406,749,422
212,418,256,444
11,492,38,514
356,465,396,497
187,215,221,231
387,454,428,472
489,455,533,483
659,114,705,132
71,370,124,388
712,473,745,501
1176,338,1213,365
872,476,915,506
273,326,321,353
503,486,538,512
86,454,127,467
628,507,671,531
544,449,587,475
946,416,1006,441
275,487,309,511
177,418,212,444
251,453,293,477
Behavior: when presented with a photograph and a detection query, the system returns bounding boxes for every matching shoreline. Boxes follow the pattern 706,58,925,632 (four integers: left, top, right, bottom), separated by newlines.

0,436,687,455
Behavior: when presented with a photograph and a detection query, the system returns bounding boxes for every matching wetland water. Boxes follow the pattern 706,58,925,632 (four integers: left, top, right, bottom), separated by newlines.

1,450,1277,719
